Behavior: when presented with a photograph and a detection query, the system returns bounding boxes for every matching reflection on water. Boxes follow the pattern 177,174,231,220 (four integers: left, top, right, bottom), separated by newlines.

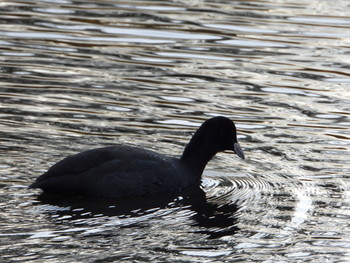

1,0,350,262
35,186,239,239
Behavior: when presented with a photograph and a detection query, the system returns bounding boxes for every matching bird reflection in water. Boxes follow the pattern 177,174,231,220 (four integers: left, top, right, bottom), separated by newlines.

35,186,239,239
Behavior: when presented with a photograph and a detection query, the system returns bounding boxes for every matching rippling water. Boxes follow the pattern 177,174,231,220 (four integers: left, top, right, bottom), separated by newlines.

1,0,350,262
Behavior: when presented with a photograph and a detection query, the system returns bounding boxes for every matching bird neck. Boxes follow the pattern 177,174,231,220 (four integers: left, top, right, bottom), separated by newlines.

180,137,217,178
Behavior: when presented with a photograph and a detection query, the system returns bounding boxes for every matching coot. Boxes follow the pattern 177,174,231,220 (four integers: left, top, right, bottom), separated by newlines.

30,116,244,197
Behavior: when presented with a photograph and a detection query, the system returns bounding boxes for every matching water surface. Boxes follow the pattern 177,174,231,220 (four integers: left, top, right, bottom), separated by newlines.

1,0,350,262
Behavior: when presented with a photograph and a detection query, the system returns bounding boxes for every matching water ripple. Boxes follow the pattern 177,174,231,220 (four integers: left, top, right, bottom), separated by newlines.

1,0,350,262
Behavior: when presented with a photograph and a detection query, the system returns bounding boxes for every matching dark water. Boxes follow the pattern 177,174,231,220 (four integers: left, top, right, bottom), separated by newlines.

1,0,350,262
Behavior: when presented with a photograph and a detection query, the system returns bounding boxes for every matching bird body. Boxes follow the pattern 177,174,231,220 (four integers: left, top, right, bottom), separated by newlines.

30,117,244,197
